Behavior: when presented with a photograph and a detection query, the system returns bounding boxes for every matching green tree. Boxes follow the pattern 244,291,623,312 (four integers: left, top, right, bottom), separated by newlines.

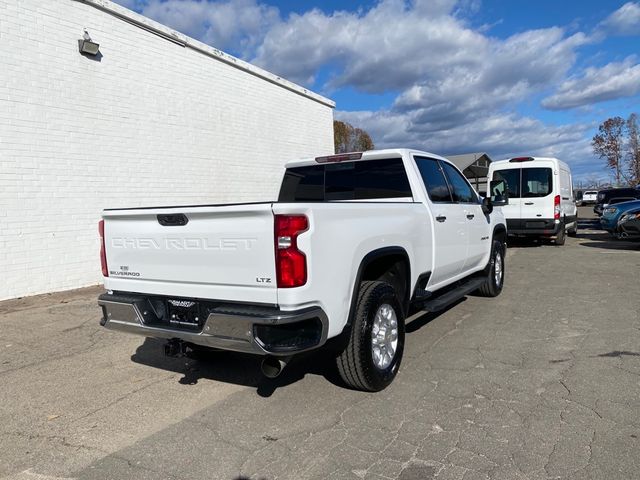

334,120,375,154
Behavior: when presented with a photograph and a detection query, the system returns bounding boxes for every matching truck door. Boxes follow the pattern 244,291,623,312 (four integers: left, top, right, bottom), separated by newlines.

440,161,489,272
414,157,467,286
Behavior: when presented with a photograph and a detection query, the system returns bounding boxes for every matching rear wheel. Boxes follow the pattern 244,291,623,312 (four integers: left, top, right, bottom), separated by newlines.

476,239,505,297
336,281,405,392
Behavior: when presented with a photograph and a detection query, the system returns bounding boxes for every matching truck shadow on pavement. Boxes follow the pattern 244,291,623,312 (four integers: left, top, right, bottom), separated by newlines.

130,303,454,397
131,338,345,398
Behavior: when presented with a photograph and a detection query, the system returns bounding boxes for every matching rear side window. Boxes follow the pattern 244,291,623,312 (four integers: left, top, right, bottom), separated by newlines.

278,158,412,202
354,158,412,200
493,169,520,198
415,157,452,202
522,168,552,197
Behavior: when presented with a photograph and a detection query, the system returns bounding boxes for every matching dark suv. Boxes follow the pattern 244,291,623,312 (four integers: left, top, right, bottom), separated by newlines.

594,188,640,216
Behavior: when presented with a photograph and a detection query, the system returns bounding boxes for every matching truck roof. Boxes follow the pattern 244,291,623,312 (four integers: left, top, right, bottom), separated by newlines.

284,148,449,168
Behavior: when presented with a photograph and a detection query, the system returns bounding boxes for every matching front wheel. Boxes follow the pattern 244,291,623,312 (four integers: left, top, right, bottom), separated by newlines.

476,239,505,297
336,281,405,392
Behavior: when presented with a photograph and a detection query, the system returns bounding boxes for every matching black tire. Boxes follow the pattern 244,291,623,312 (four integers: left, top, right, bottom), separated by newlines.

476,239,505,297
555,222,566,245
568,220,578,237
336,281,405,392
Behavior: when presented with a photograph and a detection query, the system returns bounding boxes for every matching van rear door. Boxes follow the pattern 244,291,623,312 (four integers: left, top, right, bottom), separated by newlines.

491,165,521,223
520,164,555,221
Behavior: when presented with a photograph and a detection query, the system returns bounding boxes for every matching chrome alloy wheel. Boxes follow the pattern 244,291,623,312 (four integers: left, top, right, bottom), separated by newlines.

494,250,503,286
371,303,398,370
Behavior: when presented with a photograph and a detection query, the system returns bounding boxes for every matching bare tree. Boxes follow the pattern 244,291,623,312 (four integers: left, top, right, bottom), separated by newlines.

626,113,640,186
334,120,375,153
584,176,602,189
592,117,626,185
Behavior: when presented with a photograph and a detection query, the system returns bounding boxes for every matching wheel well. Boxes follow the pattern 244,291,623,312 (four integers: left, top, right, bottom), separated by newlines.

493,225,507,245
360,252,410,315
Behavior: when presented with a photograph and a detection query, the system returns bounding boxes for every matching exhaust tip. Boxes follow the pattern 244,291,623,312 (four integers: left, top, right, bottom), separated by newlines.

261,356,290,379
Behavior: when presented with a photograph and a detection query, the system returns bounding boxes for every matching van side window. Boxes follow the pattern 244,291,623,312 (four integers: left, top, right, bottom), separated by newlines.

522,168,552,197
415,157,453,202
441,161,477,203
493,169,520,198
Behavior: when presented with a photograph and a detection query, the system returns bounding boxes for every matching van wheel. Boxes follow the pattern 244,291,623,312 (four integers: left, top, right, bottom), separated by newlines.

336,281,405,392
476,239,505,297
555,223,566,245
568,221,578,237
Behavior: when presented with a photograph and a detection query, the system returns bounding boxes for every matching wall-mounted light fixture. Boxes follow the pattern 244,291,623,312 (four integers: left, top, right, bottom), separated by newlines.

78,30,100,56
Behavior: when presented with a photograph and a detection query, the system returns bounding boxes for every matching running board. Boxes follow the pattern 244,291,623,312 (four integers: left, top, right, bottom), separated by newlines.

417,277,486,313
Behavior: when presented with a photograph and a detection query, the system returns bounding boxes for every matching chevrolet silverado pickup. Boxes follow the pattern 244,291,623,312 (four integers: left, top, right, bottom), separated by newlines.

98,149,508,391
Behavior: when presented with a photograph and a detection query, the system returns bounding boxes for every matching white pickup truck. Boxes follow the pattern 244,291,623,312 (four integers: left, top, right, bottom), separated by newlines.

98,149,508,391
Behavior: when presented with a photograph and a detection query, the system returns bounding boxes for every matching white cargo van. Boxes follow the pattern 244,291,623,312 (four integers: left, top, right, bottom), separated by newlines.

488,157,577,245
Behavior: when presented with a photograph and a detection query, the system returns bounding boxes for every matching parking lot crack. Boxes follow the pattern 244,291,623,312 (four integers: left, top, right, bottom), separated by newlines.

0,430,110,455
71,374,174,422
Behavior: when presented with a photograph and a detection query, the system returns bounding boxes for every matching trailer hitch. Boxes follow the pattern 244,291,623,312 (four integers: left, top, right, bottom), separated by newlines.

164,338,188,357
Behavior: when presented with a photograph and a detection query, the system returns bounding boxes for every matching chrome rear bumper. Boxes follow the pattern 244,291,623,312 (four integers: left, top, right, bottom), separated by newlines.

98,292,328,356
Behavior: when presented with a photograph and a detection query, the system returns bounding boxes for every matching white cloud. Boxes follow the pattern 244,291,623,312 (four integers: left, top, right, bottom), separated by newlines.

541,58,640,110
108,0,618,177
601,2,640,36
336,109,591,162
251,0,493,90
139,0,280,54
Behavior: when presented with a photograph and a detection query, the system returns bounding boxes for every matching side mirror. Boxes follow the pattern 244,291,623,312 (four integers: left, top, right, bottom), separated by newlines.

489,179,509,206
482,179,509,214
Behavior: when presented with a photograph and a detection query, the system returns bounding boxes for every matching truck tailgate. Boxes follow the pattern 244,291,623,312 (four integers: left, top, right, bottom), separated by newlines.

102,203,278,304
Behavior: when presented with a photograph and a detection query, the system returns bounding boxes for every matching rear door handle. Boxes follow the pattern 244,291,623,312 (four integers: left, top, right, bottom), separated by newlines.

436,215,447,223
524,202,534,205
466,214,475,220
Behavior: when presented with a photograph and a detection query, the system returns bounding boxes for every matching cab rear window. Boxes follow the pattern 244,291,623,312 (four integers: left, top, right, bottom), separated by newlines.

278,158,412,202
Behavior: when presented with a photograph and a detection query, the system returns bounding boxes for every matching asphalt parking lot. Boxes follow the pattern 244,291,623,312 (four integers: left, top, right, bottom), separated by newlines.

1,207,639,480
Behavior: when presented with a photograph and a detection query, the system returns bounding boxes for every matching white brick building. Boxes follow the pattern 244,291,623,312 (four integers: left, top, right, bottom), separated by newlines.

0,0,335,301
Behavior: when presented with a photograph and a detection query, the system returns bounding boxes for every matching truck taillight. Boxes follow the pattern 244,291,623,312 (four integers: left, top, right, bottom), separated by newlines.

99,220,108,277
554,195,561,220
274,214,308,288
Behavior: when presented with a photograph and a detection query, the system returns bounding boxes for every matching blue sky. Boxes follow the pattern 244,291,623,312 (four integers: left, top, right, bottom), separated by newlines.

115,0,640,183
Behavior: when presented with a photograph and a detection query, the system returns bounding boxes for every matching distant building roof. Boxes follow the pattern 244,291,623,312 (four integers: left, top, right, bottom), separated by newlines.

446,152,492,180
